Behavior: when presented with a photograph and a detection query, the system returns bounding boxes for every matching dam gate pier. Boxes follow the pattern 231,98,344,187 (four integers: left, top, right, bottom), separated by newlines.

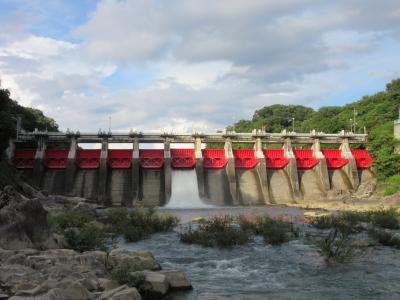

9,130,374,206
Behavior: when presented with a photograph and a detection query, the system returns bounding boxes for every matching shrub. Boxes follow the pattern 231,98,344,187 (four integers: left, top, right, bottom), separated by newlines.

63,223,106,252
179,215,250,248
239,215,299,245
104,205,179,242
255,216,299,245
310,211,368,234
370,208,400,229
48,210,94,231
111,263,146,288
368,229,400,248
315,228,356,263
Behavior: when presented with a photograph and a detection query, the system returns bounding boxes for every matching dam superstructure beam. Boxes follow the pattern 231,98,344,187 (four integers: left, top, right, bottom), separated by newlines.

224,138,239,205
16,131,368,145
340,137,360,189
254,137,271,204
283,137,301,200
311,137,330,192
194,136,205,199
32,136,47,188
98,139,109,205
65,137,77,195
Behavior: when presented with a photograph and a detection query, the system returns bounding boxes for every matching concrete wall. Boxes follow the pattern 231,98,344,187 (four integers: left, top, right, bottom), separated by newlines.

41,170,66,195
107,169,132,206
71,169,99,200
298,169,326,200
203,169,232,206
327,169,353,196
267,169,294,204
140,169,165,207
236,169,265,205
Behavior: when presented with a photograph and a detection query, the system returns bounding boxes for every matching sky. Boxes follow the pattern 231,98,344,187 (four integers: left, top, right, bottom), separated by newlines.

1,0,400,133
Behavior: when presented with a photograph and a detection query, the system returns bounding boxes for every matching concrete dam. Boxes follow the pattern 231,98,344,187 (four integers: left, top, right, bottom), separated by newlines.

9,130,374,206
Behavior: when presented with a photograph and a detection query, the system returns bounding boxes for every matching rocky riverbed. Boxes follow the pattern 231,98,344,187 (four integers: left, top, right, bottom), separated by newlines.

0,184,192,300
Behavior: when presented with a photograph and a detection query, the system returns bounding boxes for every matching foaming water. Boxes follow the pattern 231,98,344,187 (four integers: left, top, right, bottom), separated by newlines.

167,169,211,209
120,207,400,300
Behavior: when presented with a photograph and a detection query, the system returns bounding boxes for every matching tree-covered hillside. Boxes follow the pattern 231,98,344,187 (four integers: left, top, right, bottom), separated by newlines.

230,79,400,187
0,88,58,156
231,79,400,134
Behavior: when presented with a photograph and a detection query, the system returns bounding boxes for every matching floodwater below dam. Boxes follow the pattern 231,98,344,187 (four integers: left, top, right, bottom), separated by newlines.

119,207,400,300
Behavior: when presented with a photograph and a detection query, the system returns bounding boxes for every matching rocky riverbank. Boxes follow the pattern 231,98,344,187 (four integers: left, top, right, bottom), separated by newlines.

0,185,192,300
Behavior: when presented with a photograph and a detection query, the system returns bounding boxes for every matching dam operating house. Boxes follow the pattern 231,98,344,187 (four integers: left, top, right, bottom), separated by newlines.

8,130,374,206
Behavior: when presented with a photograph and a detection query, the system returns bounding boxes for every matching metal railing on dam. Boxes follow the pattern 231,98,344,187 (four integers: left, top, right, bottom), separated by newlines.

8,130,373,206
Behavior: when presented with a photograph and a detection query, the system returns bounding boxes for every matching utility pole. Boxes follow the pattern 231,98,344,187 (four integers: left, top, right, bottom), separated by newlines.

353,108,358,133
292,117,295,132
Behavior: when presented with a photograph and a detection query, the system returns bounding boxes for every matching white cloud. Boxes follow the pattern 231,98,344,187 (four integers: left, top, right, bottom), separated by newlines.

1,0,400,134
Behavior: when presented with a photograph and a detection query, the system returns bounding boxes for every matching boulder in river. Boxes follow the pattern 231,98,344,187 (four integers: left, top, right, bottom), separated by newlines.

0,185,58,250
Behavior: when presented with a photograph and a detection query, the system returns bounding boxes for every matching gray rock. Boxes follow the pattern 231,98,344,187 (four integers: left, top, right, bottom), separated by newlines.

63,281,92,300
97,285,142,300
0,186,57,250
72,202,97,218
159,270,192,290
109,287,142,300
98,278,120,291
138,271,169,299
108,249,161,271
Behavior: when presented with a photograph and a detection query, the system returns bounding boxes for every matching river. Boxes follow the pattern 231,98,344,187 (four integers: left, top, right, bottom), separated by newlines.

119,207,400,300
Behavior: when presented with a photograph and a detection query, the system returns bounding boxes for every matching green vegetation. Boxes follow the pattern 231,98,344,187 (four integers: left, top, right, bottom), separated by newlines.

63,223,107,252
104,205,179,242
310,209,400,261
384,175,400,196
179,216,250,248
368,229,400,248
238,215,299,245
229,78,400,194
370,208,400,229
316,227,356,263
0,88,58,188
49,205,179,251
310,209,400,232
0,88,58,156
49,210,106,252
111,264,146,288
180,215,299,248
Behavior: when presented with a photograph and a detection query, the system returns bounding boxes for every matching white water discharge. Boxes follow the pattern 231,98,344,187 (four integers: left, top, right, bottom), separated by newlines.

167,169,211,208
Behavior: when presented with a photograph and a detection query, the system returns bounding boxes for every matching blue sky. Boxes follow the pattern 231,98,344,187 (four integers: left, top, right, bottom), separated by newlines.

1,0,400,132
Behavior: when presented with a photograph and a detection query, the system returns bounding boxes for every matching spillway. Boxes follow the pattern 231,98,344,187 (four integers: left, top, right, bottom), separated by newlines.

167,169,210,208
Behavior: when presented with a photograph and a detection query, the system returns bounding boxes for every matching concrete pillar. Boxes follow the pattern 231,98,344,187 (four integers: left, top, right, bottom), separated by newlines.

6,139,15,165
194,137,205,198
254,138,271,204
283,137,301,200
32,136,47,188
130,138,140,205
97,139,109,205
224,138,239,205
311,138,330,192
164,140,172,204
340,138,360,189
65,137,77,195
